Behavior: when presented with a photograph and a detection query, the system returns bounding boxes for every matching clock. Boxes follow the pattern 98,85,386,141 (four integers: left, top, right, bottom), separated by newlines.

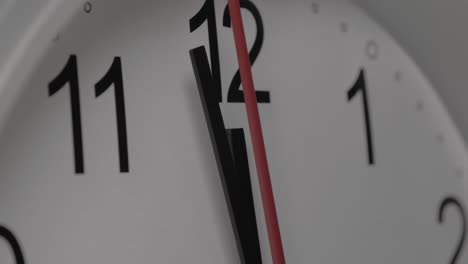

0,0,466,263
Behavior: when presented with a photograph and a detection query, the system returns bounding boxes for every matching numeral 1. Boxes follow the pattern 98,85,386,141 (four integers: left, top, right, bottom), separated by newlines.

190,0,222,102
347,68,375,165
95,57,130,173
49,55,84,174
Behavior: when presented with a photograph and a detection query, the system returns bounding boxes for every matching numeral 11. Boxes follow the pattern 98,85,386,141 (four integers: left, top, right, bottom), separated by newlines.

49,55,130,174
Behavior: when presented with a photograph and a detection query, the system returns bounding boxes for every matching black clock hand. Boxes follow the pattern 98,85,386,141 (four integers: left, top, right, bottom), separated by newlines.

190,46,263,264
226,128,264,264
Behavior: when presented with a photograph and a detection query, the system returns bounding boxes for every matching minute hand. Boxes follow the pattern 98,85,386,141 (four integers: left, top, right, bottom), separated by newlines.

227,0,286,263
190,46,263,264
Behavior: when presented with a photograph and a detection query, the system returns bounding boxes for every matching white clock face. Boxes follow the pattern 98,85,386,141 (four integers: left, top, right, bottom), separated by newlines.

0,0,466,263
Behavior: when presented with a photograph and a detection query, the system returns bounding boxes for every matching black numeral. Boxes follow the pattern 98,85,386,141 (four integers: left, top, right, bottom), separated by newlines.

0,226,25,264
438,196,466,264
49,55,84,174
190,0,269,103
190,0,222,102
95,57,130,173
347,69,375,165
50,55,130,174
223,0,270,103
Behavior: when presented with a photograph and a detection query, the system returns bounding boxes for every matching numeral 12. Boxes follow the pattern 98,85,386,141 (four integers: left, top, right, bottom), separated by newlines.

190,0,270,103
49,55,130,174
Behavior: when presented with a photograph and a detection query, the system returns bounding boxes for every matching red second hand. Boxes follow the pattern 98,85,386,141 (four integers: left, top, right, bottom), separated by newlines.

227,1,286,263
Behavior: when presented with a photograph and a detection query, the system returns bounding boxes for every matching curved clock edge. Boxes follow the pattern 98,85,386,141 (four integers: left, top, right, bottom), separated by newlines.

0,0,82,134
354,0,468,195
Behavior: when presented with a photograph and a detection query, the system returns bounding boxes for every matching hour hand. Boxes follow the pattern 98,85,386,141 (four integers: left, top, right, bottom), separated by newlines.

189,46,263,264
